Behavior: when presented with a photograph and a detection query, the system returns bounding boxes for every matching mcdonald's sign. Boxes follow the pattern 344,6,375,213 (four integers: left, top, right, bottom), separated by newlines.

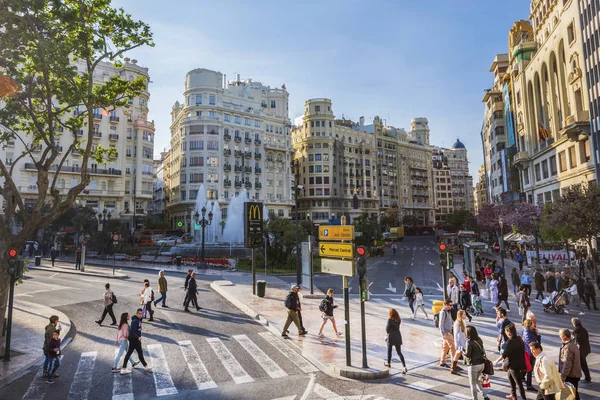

244,202,264,248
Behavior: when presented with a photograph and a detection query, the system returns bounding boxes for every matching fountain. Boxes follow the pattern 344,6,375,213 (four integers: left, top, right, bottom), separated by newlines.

222,189,248,244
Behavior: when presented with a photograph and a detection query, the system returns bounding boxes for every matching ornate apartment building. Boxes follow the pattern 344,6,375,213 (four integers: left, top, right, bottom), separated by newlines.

432,140,475,223
509,1,596,205
481,54,521,204
1,58,155,229
474,164,488,215
291,99,437,225
166,69,293,229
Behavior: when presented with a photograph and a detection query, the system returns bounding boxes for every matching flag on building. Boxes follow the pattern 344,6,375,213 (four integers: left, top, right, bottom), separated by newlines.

538,123,550,142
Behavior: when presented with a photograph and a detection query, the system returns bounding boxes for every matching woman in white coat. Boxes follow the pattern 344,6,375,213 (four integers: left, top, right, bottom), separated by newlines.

528,341,564,400
451,309,468,375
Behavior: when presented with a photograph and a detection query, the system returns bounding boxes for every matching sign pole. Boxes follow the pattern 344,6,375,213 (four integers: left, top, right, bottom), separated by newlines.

343,275,351,367
360,277,368,368
308,235,314,295
3,272,15,362
81,241,86,272
252,248,256,296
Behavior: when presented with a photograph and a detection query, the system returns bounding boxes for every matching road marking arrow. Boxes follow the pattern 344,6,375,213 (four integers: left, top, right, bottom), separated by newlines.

436,282,444,293
386,282,396,293
428,261,434,265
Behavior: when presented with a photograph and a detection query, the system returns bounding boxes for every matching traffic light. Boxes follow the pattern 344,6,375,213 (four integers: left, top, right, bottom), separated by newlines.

356,246,367,278
439,243,447,268
447,253,454,270
360,278,370,301
8,248,18,276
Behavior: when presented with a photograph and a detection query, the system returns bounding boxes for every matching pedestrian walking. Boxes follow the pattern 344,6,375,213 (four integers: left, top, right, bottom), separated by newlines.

317,289,341,337
50,246,58,267
402,277,416,314
489,274,499,304
463,326,490,400
469,276,480,310
120,308,152,374
496,275,510,311
42,315,61,378
96,283,117,326
522,319,541,392
154,270,168,308
516,285,531,324
571,318,591,383
529,342,565,400
511,268,521,296
484,264,493,290
545,271,556,295
184,272,201,312
496,308,512,353
521,271,533,297
458,284,473,321
516,251,524,271
75,245,82,270
45,330,62,384
534,269,545,302
583,278,597,310
384,308,407,373
183,269,197,309
141,281,155,321
564,279,586,315
412,287,428,320
451,310,468,375
281,284,306,338
558,328,582,400
447,279,459,309
113,313,139,373
439,299,456,369
493,323,527,400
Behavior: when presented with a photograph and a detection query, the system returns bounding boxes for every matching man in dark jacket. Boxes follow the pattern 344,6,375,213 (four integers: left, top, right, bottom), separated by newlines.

583,278,597,310
546,271,556,294
281,285,305,338
496,275,510,310
559,328,582,399
121,309,151,373
572,318,591,383
183,269,196,308
516,285,531,323
533,269,545,302
184,273,201,312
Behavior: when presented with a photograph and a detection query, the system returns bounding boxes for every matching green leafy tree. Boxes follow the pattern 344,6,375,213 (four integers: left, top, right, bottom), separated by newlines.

353,213,380,246
0,0,153,342
264,217,311,267
443,209,477,230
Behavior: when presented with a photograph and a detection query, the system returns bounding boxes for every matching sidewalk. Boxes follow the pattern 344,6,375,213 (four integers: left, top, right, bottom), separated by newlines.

26,259,129,279
0,300,72,389
212,275,444,380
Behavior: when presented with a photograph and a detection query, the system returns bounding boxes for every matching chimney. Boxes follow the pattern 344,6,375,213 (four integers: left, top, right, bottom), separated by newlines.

359,116,365,126
236,73,241,83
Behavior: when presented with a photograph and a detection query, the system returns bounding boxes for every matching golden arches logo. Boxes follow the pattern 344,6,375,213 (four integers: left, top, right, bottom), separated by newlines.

249,204,261,220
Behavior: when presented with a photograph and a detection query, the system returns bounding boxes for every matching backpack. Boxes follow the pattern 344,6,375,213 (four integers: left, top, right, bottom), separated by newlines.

284,294,293,309
450,306,457,321
151,290,155,302
111,292,118,304
433,311,441,328
319,298,329,313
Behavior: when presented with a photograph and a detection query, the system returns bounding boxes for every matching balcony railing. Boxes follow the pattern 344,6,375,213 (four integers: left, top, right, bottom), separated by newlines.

224,180,232,187
244,151,252,158
234,181,242,188
224,134,231,141
234,150,242,158
254,153,262,160
254,139,261,145
244,167,252,174
234,166,242,172
223,164,232,172
109,116,120,123
23,163,122,175
109,134,119,140
234,136,241,143
93,113,103,120
245,181,252,189
93,132,102,138
255,182,262,189
244,137,252,144
255,167,261,174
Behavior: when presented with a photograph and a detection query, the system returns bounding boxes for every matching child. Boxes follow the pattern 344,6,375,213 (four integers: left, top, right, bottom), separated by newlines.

411,287,428,320
318,289,342,337
473,296,483,316
46,330,61,384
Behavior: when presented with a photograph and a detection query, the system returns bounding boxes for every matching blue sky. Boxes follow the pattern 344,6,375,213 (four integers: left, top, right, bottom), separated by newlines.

116,0,531,183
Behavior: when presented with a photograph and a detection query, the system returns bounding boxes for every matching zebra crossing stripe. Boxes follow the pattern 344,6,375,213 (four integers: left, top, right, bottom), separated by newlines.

177,340,217,390
21,366,46,400
67,351,97,400
258,332,319,373
406,381,434,391
207,338,254,384
312,383,376,399
445,392,472,399
147,344,178,396
112,349,133,400
233,334,287,378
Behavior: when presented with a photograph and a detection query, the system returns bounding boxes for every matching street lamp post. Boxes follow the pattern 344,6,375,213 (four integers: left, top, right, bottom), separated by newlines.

533,215,541,267
195,206,213,268
499,216,505,271
97,209,111,257
295,185,302,287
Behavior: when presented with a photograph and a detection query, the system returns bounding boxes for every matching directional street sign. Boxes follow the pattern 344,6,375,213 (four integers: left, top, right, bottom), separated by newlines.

318,225,354,241
321,259,355,277
319,242,354,258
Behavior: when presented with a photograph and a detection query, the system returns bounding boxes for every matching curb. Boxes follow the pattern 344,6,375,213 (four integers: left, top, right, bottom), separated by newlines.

332,365,389,380
0,302,74,390
26,265,129,280
210,280,346,380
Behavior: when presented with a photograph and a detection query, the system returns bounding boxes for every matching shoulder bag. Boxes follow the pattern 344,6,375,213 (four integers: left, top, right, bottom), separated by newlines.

475,340,495,376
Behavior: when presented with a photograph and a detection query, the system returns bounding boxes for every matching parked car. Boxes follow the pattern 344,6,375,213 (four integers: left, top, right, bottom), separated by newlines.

156,236,180,247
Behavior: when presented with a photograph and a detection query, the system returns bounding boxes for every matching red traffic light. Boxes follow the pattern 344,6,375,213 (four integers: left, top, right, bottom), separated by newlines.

9,249,17,257
356,246,366,256
439,243,447,252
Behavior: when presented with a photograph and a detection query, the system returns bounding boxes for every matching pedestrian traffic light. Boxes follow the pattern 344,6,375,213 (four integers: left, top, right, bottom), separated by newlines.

8,248,18,275
439,243,447,268
360,278,370,301
356,246,367,278
447,253,454,270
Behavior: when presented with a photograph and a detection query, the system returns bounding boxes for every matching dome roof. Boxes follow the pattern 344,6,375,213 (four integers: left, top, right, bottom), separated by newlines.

452,138,465,149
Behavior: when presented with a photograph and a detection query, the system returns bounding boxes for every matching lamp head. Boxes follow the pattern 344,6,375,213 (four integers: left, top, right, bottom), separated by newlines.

194,211,200,221
296,184,304,190
201,206,206,217
208,210,213,221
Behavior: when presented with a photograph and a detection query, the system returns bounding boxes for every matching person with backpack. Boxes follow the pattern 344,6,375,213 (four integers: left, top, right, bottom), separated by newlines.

317,289,341,337
96,283,117,326
516,285,531,324
516,251,524,271
411,287,428,320
438,299,456,370
141,281,155,321
463,326,490,400
281,285,306,338
384,308,407,374
402,277,416,314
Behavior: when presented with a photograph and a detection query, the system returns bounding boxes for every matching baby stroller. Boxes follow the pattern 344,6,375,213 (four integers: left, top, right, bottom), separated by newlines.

542,290,567,314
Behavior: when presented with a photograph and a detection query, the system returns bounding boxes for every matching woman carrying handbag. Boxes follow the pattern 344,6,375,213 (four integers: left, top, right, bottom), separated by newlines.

463,326,490,400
